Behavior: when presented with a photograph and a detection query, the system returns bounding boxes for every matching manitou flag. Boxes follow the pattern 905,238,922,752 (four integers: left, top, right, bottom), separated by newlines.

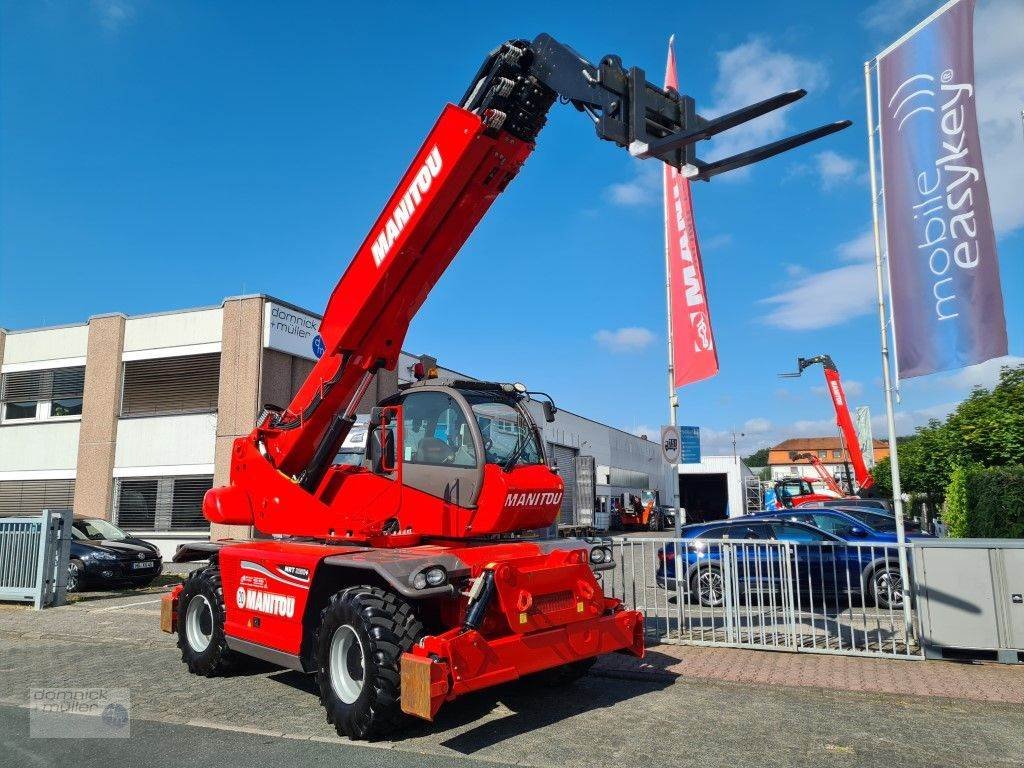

877,0,1006,379
664,37,718,388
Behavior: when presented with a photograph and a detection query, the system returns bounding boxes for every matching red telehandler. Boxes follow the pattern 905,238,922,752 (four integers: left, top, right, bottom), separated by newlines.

160,35,849,739
776,355,875,506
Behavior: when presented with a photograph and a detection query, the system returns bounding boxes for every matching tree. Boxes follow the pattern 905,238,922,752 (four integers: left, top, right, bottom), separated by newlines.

874,364,1024,501
743,447,770,467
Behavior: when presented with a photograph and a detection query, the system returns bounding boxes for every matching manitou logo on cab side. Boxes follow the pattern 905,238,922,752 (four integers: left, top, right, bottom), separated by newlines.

235,587,296,618
370,146,443,267
505,491,563,508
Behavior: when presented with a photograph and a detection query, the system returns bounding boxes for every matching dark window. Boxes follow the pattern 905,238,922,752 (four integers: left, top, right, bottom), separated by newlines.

121,354,220,416
808,513,859,537
0,479,76,515
114,476,212,531
769,522,831,543
401,391,477,468
0,366,85,420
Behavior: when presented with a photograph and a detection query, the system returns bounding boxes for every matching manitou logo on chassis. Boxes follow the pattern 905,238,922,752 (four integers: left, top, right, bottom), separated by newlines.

370,146,443,268
235,587,296,618
505,491,563,508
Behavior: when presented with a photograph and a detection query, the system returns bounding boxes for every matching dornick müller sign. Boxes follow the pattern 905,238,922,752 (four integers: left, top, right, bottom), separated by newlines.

877,0,1007,379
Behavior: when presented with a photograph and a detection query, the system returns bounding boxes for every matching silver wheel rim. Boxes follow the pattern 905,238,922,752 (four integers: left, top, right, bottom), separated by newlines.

67,562,79,591
329,624,366,704
698,571,723,605
185,594,214,652
875,570,903,607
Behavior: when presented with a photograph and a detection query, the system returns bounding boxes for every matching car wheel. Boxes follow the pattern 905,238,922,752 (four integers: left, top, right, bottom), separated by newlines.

690,566,725,607
177,566,237,676
869,566,904,610
315,586,424,740
66,559,84,593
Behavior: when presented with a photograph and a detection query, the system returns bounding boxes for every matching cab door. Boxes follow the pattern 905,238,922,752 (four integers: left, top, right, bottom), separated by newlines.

396,389,484,507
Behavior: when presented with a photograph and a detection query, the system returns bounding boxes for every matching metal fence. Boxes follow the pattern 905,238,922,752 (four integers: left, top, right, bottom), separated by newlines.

606,536,922,659
0,509,73,609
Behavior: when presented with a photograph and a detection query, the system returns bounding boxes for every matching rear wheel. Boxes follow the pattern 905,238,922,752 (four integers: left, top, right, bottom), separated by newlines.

869,565,905,610
690,566,725,607
315,586,423,740
177,566,237,676
648,512,664,532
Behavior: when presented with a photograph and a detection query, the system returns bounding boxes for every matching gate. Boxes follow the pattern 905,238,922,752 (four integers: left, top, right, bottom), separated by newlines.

606,536,921,659
0,509,73,609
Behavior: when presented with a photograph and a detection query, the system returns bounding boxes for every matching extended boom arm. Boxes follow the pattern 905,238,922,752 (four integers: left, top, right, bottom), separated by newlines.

780,355,875,493
247,36,851,497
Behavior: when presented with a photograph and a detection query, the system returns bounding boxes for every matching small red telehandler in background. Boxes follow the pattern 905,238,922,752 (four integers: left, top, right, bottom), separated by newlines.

160,34,849,739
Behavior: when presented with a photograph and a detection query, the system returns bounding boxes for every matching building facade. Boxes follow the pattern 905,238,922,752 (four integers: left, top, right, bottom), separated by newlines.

0,295,664,555
767,436,889,486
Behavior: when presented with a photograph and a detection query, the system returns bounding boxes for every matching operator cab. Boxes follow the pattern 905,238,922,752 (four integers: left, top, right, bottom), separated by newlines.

367,380,555,509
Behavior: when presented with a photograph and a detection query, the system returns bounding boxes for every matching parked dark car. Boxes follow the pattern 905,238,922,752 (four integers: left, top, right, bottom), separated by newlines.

655,517,907,610
68,518,163,592
747,507,931,543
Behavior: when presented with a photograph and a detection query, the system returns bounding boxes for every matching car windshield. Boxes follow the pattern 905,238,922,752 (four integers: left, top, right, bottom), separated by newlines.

464,392,542,468
840,508,896,531
72,518,129,541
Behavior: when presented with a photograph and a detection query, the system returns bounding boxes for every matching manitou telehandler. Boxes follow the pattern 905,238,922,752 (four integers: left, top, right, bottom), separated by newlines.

160,34,849,739
774,354,876,507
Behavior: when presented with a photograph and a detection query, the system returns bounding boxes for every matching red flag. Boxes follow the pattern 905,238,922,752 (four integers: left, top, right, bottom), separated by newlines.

664,36,718,388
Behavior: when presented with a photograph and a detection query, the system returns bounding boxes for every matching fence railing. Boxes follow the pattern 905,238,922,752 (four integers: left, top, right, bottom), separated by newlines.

606,536,922,659
0,509,73,609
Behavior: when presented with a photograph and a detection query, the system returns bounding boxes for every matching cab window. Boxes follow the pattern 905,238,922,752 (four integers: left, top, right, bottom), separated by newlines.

401,391,477,468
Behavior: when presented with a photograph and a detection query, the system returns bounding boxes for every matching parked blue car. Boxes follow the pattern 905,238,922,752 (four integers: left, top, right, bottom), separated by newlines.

655,516,906,610
745,507,918,543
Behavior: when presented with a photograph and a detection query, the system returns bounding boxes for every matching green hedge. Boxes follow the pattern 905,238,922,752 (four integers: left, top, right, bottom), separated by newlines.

959,466,1024,538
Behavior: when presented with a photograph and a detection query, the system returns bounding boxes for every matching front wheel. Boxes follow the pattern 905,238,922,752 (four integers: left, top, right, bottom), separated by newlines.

66,559,84,593
649,513,664,532
315,586,424,740
176,566,237,676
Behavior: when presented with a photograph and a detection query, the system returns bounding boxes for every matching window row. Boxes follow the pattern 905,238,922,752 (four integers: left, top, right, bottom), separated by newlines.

0,353,221,423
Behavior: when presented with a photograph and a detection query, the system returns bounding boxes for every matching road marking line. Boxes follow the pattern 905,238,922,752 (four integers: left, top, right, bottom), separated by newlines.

90,599,162,612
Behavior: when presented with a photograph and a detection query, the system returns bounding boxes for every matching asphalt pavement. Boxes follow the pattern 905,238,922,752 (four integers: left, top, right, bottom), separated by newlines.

1,591,1022,768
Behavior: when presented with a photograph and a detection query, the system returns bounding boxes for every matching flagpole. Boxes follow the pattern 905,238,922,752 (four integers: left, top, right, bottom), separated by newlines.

864,59,913,640
665,34,683,540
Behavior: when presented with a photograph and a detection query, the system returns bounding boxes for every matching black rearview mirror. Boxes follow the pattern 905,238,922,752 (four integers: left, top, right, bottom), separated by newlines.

542,401,557,423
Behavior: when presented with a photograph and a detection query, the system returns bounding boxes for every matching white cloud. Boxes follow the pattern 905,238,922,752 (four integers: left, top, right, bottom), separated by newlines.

92,0,136,32
939,355,1024,390
704,39,827,174
593,326,655,353
605,161,659,206
743,417,772,434
837,229,875,262
860,0,931,33
974,0,1024,234
811,379,864,397
701,233,734,251
813,150,858,190
760,262,875,330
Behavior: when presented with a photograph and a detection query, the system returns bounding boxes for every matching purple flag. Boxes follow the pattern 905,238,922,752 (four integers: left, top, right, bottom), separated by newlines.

877,0,1006,380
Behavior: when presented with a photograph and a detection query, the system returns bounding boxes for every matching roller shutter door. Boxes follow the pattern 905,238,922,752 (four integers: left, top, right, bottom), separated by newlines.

549,444,578,525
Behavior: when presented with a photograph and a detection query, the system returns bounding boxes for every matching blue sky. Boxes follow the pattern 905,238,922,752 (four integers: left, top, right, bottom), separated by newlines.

1,0,1020,455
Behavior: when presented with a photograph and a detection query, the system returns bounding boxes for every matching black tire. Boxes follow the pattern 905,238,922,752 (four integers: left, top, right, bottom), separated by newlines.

177,566,237,676
66,559,84,593
532,656,597,686
649,512,664,532
690,566,725,608
868,564,905,610
315,586,424,740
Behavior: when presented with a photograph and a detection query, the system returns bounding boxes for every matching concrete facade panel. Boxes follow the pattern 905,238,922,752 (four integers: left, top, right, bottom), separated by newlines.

0,421,81,472
2,325,88,365
123,307,222,352
114,414,217,469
